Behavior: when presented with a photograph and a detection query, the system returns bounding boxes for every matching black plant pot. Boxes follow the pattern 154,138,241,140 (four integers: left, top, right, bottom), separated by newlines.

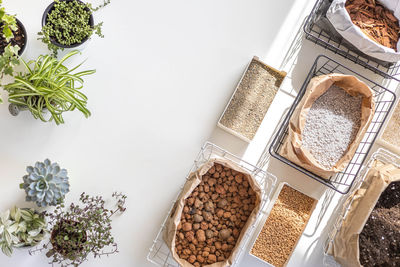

16,18,27,55
0,18,27,56
41,0,94,48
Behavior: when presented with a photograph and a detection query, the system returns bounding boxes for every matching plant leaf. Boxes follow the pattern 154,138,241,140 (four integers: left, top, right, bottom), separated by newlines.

7,223,18,234
1,243,13,257
19,209,32,221
1,210,10,223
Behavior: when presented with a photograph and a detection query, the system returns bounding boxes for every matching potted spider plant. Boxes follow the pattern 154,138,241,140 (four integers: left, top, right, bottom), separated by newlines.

39,0,110,56
4,50,95,124
0,0,27,83
29,192,127,266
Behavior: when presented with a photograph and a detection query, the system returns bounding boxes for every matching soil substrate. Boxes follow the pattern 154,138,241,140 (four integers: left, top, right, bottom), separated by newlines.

0,22,25,54
359,181,400,266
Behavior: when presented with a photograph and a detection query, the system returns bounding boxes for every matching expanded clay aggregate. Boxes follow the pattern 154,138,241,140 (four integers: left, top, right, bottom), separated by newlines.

302,85,362,169
250,185,316,267
174,163,257,266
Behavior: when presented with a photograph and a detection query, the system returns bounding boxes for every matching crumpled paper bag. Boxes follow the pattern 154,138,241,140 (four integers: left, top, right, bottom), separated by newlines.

280,73,375,178
163,158,262,267
328,159,400,267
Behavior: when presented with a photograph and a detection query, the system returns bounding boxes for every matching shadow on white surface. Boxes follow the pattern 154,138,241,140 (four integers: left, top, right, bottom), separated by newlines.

208,127,248,157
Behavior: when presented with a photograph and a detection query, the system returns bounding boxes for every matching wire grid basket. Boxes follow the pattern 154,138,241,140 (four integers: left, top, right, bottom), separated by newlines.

323,148,400,266
303,0,400,81
269,55,396,194
147,142,277,267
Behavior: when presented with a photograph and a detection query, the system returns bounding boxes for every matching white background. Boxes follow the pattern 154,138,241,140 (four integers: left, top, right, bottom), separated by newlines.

1,0,397,267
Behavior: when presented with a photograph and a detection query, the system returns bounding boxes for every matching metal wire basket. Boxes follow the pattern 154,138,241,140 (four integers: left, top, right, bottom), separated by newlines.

147,142,277,266
303,0,400,81
269,55,396,194
323,148,400,266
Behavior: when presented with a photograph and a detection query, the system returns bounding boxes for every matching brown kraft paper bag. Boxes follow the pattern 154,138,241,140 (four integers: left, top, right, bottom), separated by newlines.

280,73,375,178
163,158,262,267
329,160,400,267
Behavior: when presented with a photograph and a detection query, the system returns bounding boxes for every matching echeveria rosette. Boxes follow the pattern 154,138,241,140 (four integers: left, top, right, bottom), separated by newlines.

20,159,70,207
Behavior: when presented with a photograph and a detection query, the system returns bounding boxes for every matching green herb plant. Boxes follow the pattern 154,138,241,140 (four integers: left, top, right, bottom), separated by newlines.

0,0,22,87
4,50,95,125
0,44,19,79
30,192,127,266
0,0,17,43
0,207,48,257
38,0,111,56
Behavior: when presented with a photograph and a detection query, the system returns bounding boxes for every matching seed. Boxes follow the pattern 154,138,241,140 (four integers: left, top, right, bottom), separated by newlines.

382,100,400,149
219,229,231,240
175,163,258,265
219,59,285,140
251,185,315,267
182,223,192,231
194,214,203,223
217,199,228,209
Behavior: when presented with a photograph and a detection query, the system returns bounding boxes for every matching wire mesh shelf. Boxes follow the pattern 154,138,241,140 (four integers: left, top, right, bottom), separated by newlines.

269,55,396,194
323,148,400,266
147,142,277,267
303,0,400,81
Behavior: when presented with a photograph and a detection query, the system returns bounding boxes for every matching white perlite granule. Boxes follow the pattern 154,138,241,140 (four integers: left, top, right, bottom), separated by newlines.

302,85,362,169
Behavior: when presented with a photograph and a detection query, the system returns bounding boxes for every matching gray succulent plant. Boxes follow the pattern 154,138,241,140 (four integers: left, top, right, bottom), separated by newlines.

20,159,70,207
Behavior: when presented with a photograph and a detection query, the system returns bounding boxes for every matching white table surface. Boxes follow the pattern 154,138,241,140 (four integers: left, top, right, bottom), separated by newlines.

1,0,398,267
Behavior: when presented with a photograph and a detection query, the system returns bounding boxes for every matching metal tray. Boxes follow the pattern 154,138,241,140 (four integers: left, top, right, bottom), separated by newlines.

376,98,400,155
323,148,400,266
303,0,400,81
269,55,396,194
217,56,287,142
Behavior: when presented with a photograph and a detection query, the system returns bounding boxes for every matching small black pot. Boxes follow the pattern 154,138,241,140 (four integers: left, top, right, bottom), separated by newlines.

0,18,27,56
41,0,94,48
16,18,27,56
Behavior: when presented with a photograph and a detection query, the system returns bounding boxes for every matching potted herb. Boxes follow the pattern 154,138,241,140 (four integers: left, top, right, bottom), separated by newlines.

39,0,110,56
0,0,27,82
30,192,127,266
4,50,95,124
0,207,47,256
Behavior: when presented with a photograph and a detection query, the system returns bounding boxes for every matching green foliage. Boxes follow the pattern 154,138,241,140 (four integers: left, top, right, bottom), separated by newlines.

0,44,20,75
38,0,110,56
0,0,18,43
0,44,20,102
4,50,95,125
0,207,48,257
89,0,110,11
0,0,21,86
30,192,127,266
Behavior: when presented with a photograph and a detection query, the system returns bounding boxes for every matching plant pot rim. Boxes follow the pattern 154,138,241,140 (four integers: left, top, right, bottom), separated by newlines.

8,98,50,116
41,0,94,49
0,17,27,56
16,18,27,56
